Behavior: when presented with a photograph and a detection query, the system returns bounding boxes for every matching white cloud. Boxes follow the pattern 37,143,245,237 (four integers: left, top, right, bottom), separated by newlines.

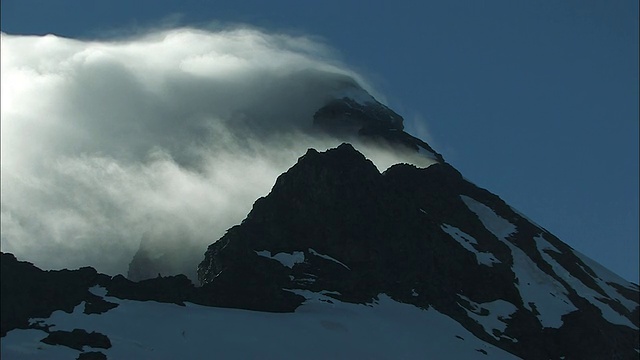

1,27,431,279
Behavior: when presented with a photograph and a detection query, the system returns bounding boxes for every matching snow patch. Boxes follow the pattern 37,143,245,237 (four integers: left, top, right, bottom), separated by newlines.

308,248,350,270
460,195,516,239
534,236,638,329
457,295,518,341
88,285,108,297
533,235,562,254
3,291,519,359
255,250,305,268
1,329,80,359
441,224,501,267
507,240,578,329
573,249,639,296
462,195,578,328
292,273,317,284
319,290,342,296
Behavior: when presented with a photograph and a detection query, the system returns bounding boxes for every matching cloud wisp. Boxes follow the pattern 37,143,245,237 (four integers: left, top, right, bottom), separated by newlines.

1,27,432,279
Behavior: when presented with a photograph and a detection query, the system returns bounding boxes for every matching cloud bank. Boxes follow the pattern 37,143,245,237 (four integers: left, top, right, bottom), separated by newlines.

1,27,432,279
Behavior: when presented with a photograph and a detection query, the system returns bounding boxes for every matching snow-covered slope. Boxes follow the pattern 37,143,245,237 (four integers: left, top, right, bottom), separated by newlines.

2,286,517,359
461,195,637,330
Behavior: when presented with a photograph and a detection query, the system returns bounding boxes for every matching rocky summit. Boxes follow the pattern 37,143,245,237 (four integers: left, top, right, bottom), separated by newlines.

126,91,443,282
313,95,444,162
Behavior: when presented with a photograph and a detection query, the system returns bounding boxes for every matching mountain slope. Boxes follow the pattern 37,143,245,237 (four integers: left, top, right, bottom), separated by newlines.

2,143,638,359
1,282,519,359
2,92,638,359
197,143,639,359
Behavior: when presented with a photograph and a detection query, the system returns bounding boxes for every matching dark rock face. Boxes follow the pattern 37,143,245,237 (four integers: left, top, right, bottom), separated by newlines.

199,144,510,305
314,97,404,133
0,253,110,337
198,143,639,360
77,351,107,360
40,329,111,351
313,97,444,162
83,297,119,315
1,251,302,338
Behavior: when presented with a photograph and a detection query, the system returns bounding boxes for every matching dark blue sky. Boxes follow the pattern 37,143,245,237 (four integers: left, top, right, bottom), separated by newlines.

2,0,638,283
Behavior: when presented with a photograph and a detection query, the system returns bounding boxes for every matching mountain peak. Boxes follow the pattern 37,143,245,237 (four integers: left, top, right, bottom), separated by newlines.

314,96,404,132
3,143,638,359
197,144,639,359
314,94,445,163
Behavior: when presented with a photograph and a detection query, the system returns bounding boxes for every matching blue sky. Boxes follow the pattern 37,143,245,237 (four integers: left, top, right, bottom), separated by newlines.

2,0,638,283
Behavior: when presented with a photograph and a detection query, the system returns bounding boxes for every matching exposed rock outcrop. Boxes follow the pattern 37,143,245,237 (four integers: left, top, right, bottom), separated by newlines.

0,253,110,337
40,328,111,351
1,250,303,339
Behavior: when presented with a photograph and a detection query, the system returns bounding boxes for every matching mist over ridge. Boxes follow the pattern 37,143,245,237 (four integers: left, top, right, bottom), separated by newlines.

1,27,434,277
